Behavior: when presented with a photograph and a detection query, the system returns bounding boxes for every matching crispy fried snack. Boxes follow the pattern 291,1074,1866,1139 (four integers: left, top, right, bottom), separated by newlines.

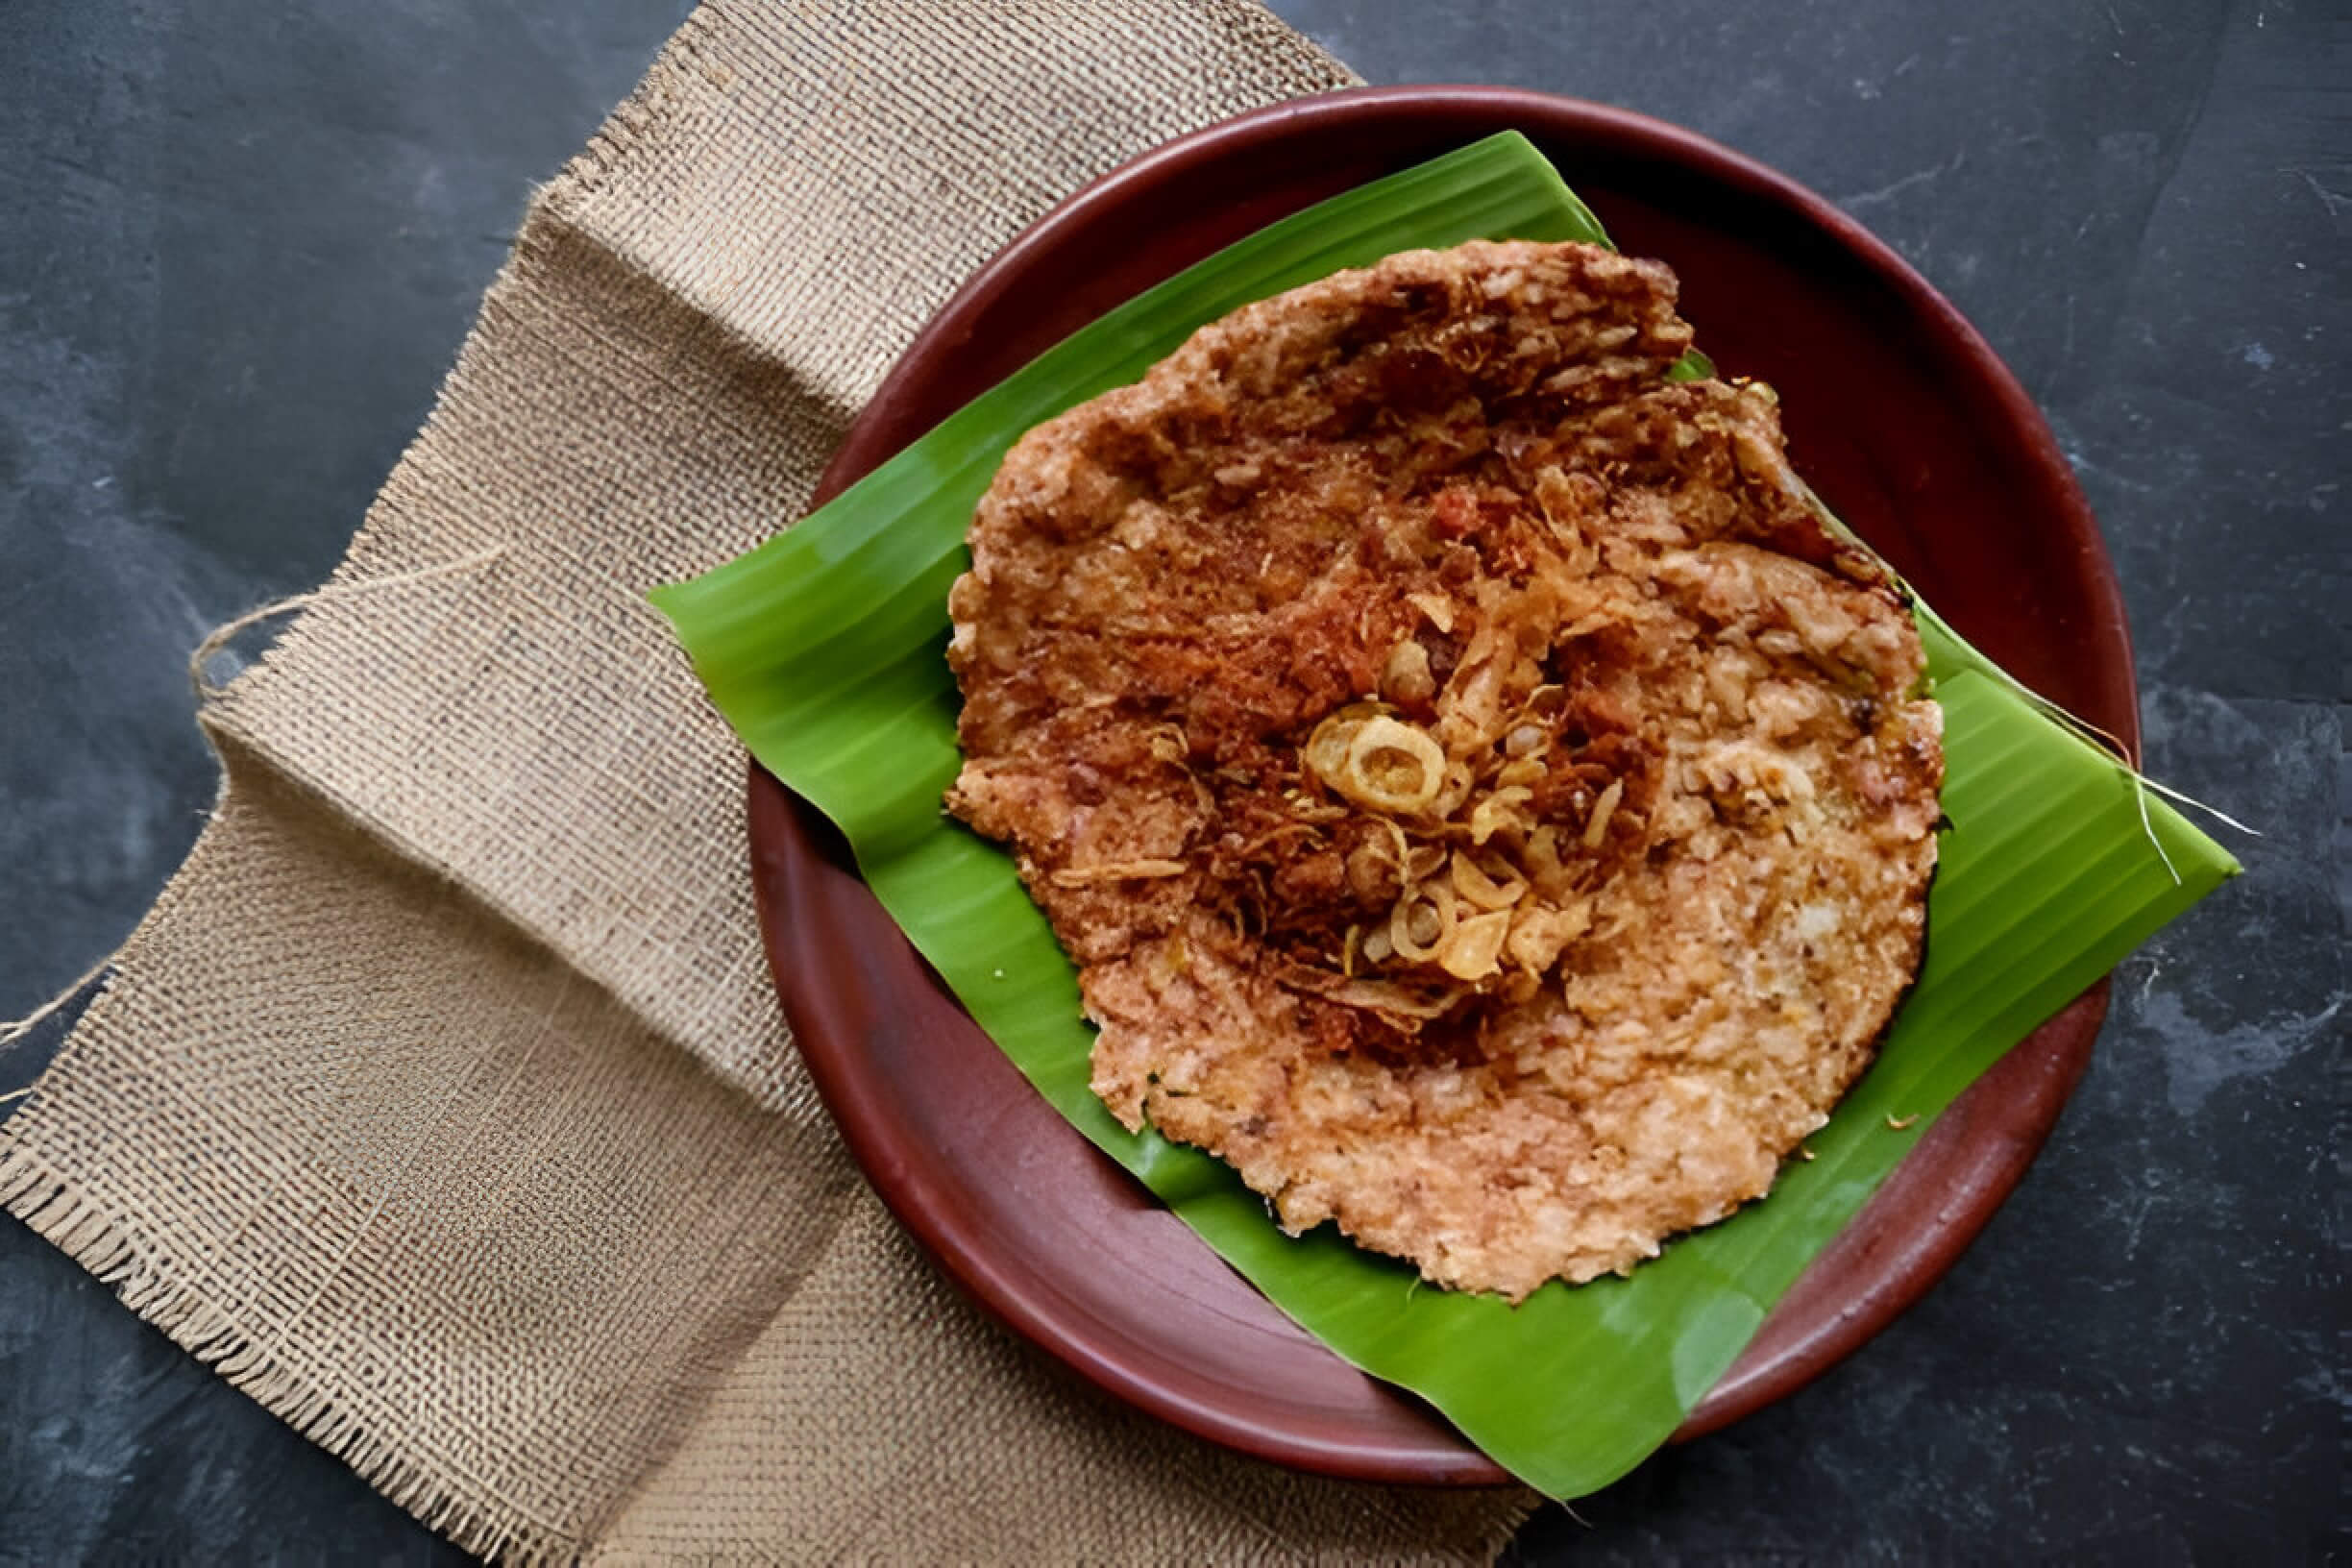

946,240,1942,1299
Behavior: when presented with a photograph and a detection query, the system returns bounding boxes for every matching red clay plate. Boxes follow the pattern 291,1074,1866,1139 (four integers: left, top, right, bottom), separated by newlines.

747,86,2133,1485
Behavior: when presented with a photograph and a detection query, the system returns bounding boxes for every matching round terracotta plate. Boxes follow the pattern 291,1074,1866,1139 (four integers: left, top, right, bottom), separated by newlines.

747,86,2133,1486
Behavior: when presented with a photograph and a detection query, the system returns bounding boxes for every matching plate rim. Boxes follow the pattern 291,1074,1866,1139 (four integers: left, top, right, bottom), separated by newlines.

748,84,2128,1486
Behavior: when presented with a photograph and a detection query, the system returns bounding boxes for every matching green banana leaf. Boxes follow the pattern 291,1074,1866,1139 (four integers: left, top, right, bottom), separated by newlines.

651,133,2238,1499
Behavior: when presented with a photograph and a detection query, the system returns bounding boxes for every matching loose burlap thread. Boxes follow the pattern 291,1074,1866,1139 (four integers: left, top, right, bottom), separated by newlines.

1,2,1538,1560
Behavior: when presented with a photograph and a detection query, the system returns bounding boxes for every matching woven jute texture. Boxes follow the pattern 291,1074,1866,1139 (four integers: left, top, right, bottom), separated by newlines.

1,1,1536,1560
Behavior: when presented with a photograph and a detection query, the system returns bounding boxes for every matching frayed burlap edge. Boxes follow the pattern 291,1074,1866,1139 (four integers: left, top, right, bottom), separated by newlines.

0,1150,531,1561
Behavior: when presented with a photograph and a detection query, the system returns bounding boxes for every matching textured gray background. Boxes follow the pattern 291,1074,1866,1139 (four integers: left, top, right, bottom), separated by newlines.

1,0,2341,1561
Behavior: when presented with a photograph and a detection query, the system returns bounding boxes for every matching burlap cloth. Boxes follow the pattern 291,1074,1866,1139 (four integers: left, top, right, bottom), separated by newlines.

2,2,1538,1560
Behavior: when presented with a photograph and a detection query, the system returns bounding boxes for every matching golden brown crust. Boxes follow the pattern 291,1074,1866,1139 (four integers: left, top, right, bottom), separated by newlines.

945,240,1942,1300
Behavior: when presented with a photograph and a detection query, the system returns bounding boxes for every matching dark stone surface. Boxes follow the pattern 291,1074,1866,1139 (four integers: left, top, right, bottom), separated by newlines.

0,0,2339,1560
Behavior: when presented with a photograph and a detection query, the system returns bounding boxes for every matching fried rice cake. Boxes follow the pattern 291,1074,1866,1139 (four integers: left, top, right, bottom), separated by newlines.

944,239,1943,1301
